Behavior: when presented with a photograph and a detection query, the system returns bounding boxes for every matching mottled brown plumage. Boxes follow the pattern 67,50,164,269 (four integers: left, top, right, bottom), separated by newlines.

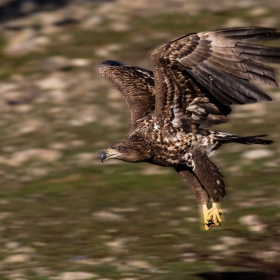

99,27,280,230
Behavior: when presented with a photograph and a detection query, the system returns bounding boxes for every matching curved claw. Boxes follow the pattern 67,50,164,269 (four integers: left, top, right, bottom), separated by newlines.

207,203,222,226
202,203,222,230
202,204,213,230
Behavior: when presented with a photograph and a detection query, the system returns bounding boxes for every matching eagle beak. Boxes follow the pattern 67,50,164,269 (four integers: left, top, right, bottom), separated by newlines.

101,148,119,162
100,150,108,162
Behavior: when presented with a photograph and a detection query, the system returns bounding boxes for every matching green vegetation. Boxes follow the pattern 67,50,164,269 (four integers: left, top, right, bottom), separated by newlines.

0,6,279,280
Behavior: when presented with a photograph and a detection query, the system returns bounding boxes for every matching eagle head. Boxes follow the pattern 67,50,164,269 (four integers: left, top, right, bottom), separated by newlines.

100,140,150,163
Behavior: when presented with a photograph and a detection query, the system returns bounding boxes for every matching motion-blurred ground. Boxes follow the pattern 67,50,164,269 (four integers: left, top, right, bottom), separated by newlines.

0,1,279,279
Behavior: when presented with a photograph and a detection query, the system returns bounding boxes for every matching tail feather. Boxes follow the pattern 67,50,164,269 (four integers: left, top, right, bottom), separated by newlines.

216,133,274,145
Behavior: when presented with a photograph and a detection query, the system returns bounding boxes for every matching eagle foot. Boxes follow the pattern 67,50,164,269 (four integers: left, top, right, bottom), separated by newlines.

202,203,222,230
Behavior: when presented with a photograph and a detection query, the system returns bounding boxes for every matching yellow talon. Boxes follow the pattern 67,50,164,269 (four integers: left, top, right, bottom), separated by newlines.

202,204,213,230
202,203,222,230
208,202,222,226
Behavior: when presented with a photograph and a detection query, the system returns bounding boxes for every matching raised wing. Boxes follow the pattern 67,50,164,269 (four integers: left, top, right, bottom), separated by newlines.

99,60,155,127
151,26,280,128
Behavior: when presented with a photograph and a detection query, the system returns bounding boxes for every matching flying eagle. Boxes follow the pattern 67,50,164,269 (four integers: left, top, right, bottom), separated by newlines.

99,27,280,230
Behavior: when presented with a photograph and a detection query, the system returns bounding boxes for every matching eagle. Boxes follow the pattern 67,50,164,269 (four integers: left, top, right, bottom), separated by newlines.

99,27,280,230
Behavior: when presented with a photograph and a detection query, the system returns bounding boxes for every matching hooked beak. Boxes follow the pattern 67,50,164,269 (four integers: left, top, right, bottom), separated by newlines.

100,150,108,162
101,148,119,162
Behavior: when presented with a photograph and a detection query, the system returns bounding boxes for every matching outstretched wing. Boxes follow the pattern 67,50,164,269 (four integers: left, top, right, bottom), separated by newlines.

99,60,155,127
151,26,280,128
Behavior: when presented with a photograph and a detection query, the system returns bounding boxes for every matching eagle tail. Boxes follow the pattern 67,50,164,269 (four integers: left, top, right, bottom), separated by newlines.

216,133,274,145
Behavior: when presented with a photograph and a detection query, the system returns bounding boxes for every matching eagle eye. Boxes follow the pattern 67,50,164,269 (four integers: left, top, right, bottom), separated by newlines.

115,146,121,151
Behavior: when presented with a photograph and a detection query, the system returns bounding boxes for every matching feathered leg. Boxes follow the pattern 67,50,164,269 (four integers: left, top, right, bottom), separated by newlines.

175,165,212,229
191,148,226,229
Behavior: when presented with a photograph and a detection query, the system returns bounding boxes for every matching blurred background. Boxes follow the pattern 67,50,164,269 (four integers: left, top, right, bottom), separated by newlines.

0,0,279,279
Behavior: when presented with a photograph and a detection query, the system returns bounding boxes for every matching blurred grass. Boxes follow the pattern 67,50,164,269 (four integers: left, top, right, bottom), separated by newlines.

0,6,279,280
1,7,279,79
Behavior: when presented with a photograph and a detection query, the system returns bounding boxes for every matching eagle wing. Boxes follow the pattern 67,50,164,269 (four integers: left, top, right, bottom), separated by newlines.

151,26,280,128
99,60,155,128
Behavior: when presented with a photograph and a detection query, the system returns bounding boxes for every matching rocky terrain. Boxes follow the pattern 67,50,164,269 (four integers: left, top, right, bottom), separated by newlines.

0,1,279,280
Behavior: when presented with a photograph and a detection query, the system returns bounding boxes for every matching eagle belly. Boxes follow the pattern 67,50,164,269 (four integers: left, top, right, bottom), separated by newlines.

147,123,216,167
